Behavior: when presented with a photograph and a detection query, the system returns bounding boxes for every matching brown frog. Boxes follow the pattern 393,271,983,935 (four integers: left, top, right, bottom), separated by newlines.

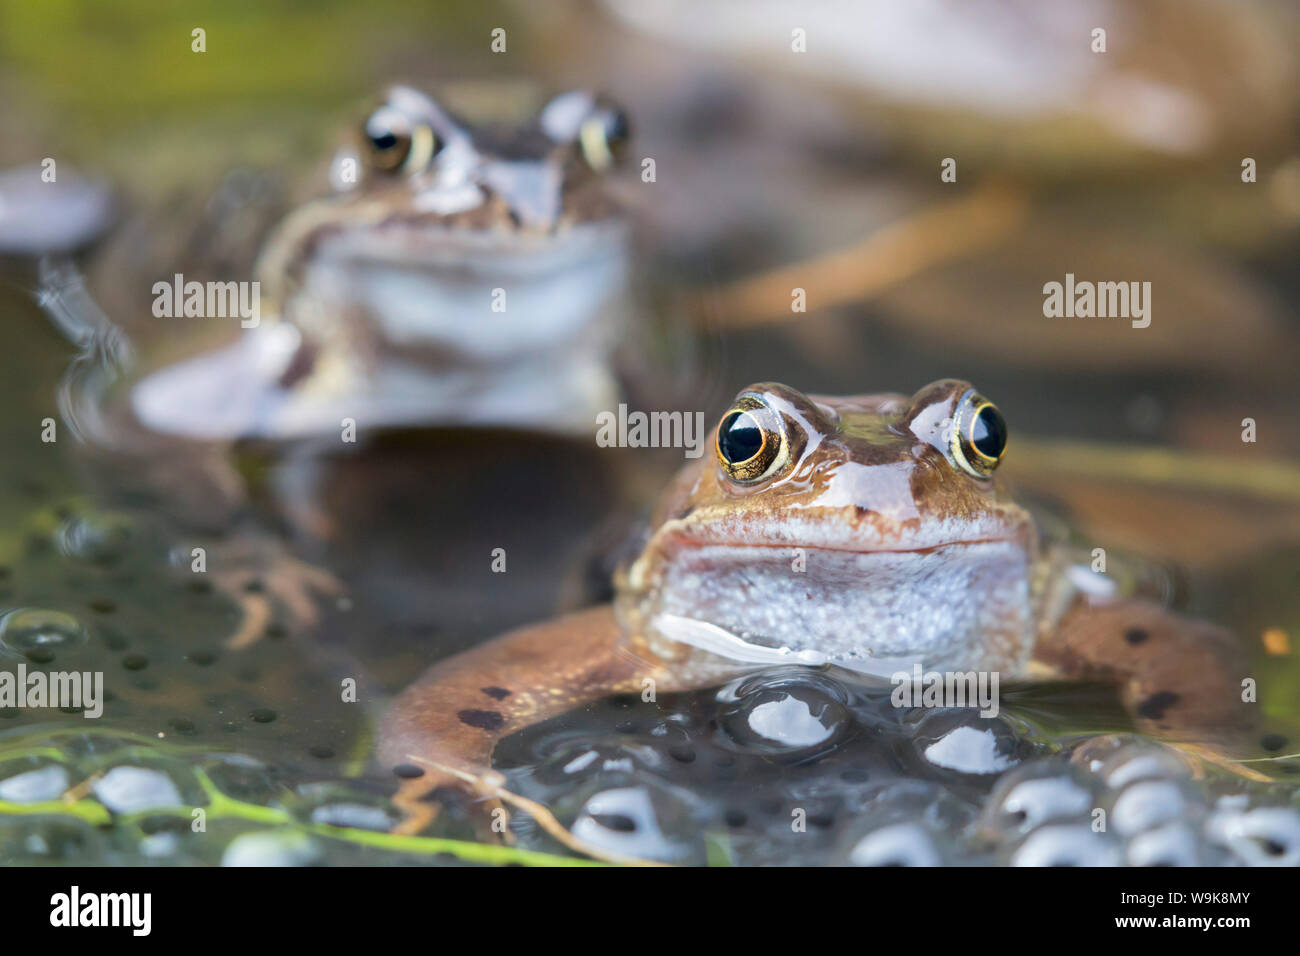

380,379,1255,839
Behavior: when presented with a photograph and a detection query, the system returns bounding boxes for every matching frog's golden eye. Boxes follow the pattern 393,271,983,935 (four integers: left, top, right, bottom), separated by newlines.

950,391,1008,478
362,106,437,174
716,398,789,483
579,103,631,173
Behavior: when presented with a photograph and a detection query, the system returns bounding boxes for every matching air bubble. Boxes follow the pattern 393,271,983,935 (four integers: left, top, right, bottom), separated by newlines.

55,512,133,565
0,608,86,657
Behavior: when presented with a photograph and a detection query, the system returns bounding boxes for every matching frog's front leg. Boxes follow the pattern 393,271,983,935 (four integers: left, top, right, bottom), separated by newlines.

1033,598,1256,739
379,606,689,839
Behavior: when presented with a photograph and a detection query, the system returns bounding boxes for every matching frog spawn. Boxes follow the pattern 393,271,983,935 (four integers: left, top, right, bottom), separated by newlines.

1,688,1295,865
1207,802,1300,866
715,668,855,761
0,733,416,865
495,675,1300,866
571,782,707,865
0,496,389,864
970,735,1300,867
500,669,1006,864
0,741,201,863
0,762,70,802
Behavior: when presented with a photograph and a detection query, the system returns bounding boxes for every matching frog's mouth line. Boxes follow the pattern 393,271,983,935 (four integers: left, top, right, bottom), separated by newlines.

660,531,1025,559
305,216,629,266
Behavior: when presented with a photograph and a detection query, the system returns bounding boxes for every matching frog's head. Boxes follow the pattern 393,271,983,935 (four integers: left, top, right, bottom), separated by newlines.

344,85,629,225
257,85,632,340
617,380,1041,676
262,84,629,262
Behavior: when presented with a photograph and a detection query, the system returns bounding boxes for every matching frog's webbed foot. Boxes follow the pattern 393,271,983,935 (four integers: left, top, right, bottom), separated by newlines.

209,540,343,650
390,764,514,844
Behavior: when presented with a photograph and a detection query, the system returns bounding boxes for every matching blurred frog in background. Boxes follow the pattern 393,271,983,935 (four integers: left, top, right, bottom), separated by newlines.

30,85,675,666
131,85,636,440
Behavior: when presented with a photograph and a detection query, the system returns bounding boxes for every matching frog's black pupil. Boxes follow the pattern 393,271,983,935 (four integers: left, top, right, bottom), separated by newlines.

367,123,398,151
719,411,763,464
606,109,630,146
971,405,1007,459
